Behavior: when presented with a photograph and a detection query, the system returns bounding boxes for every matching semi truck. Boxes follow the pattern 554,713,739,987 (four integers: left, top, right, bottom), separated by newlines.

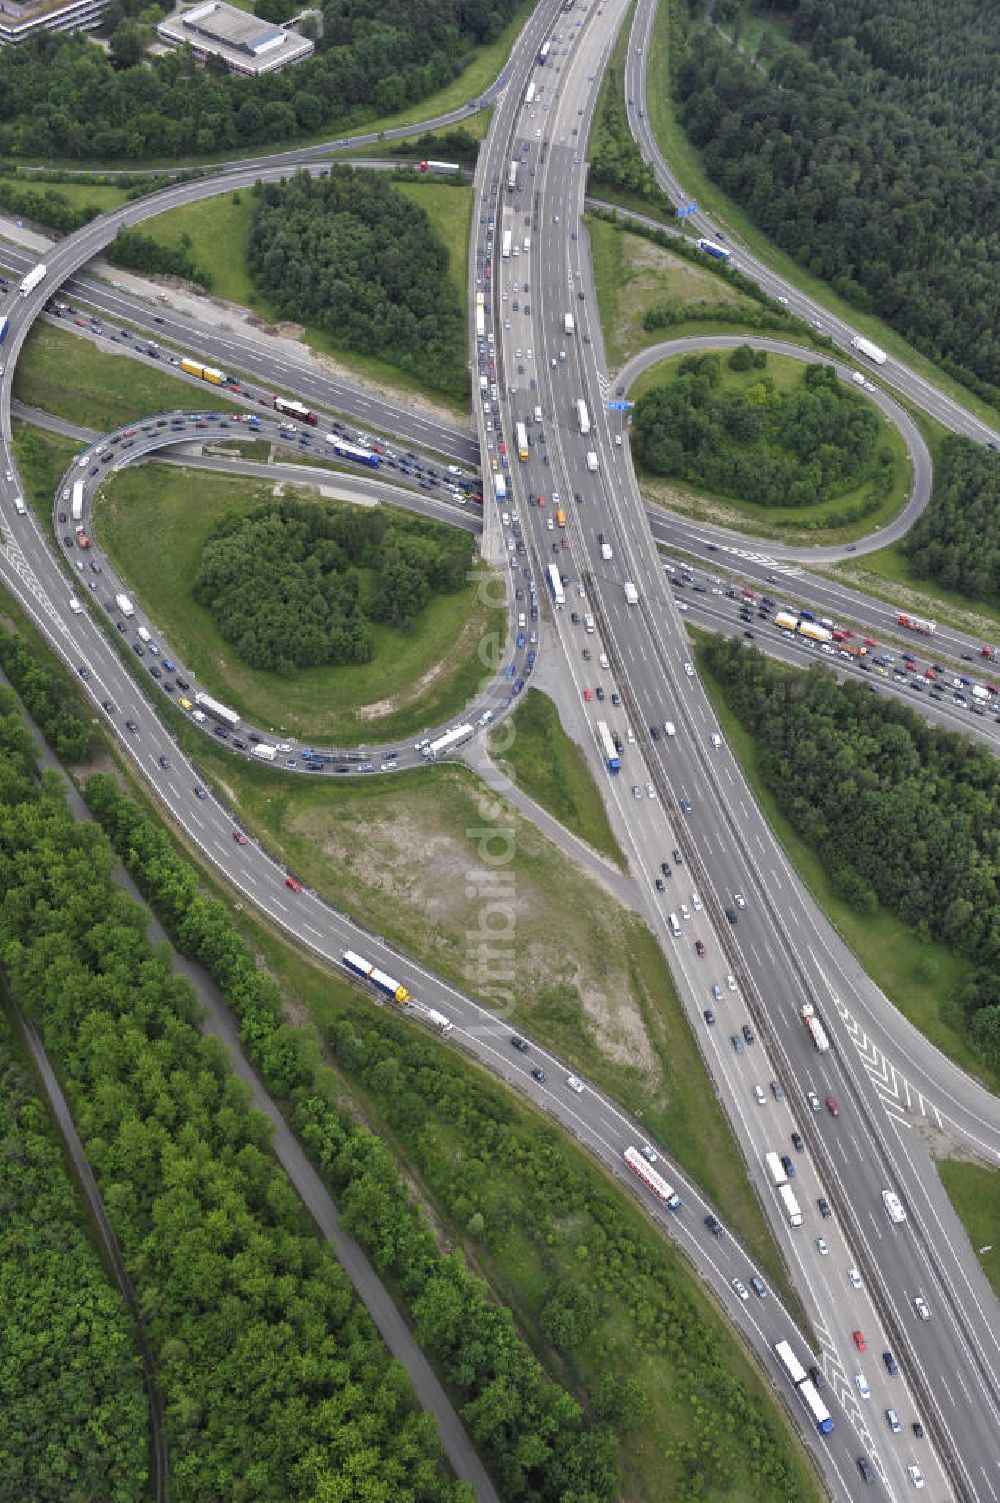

325,436,379,468
576,399,590,434
850,335,887,366
273,396,318,426
623,581,639,605
564,312,575,335
418,160,459,174
799,621,833,643
423,1007,454,1033
194,691,240,730
765,1150,788,1187
898,611,936,635
507,160,518,192
342,949,410,1004
71,481,85,522
515,421,529,461
502,230,512,259
774,1342,834,1434
18,263,47,297
423,723,473,759
800,1002,831,1052
597,721,621,773
115,593,135,618
623,1146,682,1208
180,358,226,384
696,238,731,261
778,1183,803,1227
775,610,799,631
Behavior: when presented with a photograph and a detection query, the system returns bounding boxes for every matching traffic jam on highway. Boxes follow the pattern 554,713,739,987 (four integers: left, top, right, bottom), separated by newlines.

1,7,998,1495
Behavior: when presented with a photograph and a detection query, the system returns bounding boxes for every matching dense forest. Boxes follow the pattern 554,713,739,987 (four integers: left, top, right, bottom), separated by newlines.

704,636,1000,1076
632,351,887,507
0,932,148,1501
903,438,1000,604
0,0,517,161
0,706,467,1501
247,172,465,398
674,0,1000,399
86,774,810,1503
192,499,473,673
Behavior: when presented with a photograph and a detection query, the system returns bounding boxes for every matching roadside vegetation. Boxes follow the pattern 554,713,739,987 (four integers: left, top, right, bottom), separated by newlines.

589,28,673,219
699,634,1000,1088
937,1161,1000,1302
13,323,242,431
193,497,475,673
0,0,521,163
674,0,1000,410
634,349,893,514
643,0,1000,435
0,582,820,1503
632,349,910,537
95,464,502,744
0,704,466,1503
0,999,148,1503
588,213,761,368
902,439,1000,606
247,171,467,402
143,174,471,410
500,688,625,866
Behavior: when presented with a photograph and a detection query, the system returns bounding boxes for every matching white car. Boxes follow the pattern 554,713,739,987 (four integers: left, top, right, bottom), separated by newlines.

753,1084,766,1104
777,295,789,305
907,1464,925,1490
626,727,636,743
816,1237,829,1256
565,1074,584,1095
848,1268,863,1289
883,1189,907,1224
914,1295,930,1320
683,662,694,677
546,518,554,531
646,782,656,799
807,1091,821,1112
731,1278,749,1301
680,904,691,921
855,1372,870,1399
639,1141,658,1164
734,891,746,909
726,974,737,991
691,892,703,911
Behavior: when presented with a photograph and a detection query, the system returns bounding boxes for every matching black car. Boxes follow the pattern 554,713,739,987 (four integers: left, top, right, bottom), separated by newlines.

149,665,162,679
58,511,67,523
63,534,74,547
808,1364,825,1390
158,755,170,769
650,724,660,739
531,1067,546,1083
742,1024,755,1045
725,906,738,923
77,665,90,679
780,1154,796,1178
912,1422,924,1439
791,1131,804,1152
655,877,665,892
857,1457,874,1484
660,861,671,878
101,700,115,714
883,1350,899,1377
679,799,693,815
126,719,139,734
704,1215,722,1238
511,1036,529,1053
133,642,145,656
672,848,683,864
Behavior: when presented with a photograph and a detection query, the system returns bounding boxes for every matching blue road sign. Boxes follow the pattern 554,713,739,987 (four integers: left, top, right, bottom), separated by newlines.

607,400,632,412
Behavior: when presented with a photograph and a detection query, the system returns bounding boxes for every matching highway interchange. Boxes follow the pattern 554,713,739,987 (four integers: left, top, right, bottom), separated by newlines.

2,0,1000,1499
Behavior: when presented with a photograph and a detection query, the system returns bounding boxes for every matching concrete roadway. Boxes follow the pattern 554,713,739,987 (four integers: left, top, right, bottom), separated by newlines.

488,3,1000,1498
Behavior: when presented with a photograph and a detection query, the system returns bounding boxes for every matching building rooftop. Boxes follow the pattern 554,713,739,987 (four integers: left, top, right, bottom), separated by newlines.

157,0,312,73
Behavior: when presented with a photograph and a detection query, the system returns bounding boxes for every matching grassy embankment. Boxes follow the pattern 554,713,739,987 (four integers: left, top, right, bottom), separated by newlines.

94,462,501,746
626,349,912,543
500,687,625,867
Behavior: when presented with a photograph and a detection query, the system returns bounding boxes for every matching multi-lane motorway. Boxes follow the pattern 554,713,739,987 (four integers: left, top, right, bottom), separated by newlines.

2,0,1000,1498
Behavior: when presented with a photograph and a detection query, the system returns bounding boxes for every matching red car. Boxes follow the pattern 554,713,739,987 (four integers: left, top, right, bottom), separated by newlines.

695,940,706,957
853,1330,866,1351
583,688,592,702
232,829,248,845
537,494,545,506
286,876,302,893
825,1095,839,1117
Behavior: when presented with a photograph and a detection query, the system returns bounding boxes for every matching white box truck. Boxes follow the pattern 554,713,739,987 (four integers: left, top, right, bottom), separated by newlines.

765,1151,788,1187
115,593,135,618
253,743,278,762
564,312,575,335
586,451,599,473
69,596,83,615
624,582,639,605
778,1184,803,1227
600,542,612,560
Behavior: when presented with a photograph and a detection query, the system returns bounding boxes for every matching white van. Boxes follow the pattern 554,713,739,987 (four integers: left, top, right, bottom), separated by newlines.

664,721,676,737
583,613,595,634
137,625,151,644
523,236,531,252
13,496,26,515
668,913,681,936
600,542,612,561
533,404,543,424
598,652,609,670
517,612,526,629
711,732,722,749
69,596,83,614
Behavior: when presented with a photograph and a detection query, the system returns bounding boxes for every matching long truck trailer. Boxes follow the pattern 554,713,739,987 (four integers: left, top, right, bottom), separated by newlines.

342,949,410,1004
193,691,240,729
